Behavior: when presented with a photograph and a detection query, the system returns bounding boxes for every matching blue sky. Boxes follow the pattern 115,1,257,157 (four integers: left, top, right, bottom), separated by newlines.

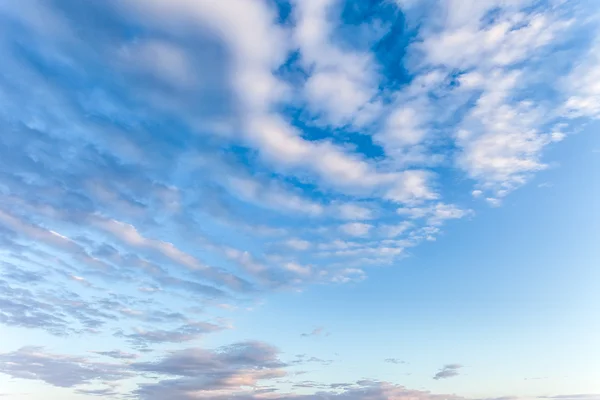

0,0,599,399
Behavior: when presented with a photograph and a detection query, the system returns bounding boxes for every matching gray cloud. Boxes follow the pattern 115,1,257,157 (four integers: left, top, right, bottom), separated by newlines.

301,327,327,337
539,396,600,400
133,341,287,399
117,321,226,347
135,379,465,400
93,350,139,360
433,364,463,380
291,354,333,366
0,347,131,388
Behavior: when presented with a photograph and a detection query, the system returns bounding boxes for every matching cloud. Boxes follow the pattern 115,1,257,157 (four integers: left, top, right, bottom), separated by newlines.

284,238,312,251
133,341,287,399
117,321,226,346
225,175,325,216
138,379,466,400
433,364,463,380
292,0,380,127
301,327,326,337
0,347,131,388
384,358,406,364
563,38,600,119
340,223,373,237
336,203,376,221
397,203,471,226
91,217,249,292
92,350,139,360
0,278,121,336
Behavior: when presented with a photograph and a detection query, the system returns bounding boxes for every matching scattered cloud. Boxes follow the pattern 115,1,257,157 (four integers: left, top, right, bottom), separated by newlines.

340,223,374,237
301,327,327,337
0,347,131,388
117,321,227,347
385,358,407,364
92,350,139,360
433,364,463,380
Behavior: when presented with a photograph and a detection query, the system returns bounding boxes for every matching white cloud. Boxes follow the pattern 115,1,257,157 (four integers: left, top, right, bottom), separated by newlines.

93,218,204,270
339,222,373,237
226,175,324,216
336,203,375,220
284,238,311,251
283,262,312,276
292,0,379,127
564,38,600,119
379,222,413,238
454,69,558,195
379,106,428,151
420,10,566,70
119,39,196,89
397,203,470,225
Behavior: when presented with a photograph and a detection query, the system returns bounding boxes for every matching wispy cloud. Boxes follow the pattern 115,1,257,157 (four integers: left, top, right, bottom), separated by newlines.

433,364,463,380
301,327,327,337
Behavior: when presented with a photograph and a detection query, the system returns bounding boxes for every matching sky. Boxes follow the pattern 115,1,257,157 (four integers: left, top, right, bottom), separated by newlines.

0,0,599,399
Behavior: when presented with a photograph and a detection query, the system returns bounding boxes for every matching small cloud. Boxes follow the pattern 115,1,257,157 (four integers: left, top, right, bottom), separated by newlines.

551,132,566,142
339,223,373,237
336,203,374,220
472,189,483,198
486,197,502,207
301,327,327,337
284,238,311,251
93,350,139,360
385,358,406,364
433,364,462,380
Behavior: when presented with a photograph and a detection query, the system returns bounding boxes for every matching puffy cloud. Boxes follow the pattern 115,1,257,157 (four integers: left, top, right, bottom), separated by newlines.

133,341,287,398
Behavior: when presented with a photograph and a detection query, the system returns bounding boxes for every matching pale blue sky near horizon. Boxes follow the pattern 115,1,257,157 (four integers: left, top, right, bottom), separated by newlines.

0,1,599,399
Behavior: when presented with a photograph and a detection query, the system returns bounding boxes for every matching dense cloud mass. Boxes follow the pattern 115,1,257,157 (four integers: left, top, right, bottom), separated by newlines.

0,0,598,399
